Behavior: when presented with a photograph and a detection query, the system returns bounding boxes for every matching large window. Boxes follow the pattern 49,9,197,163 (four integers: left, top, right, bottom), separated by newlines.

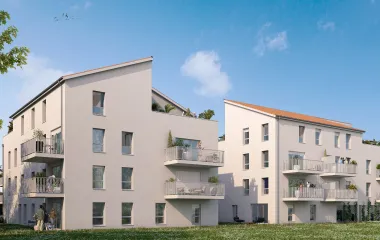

31,108,35,129
346,134,351,149
262,151,269,168
262,178,269,194
93,202,105,226
262,124,269,141
122,132,133,155
155,203,166,224
243,153,249,170
42,100,46,123
93,91,105,116
334,132,340,148
93,166,105,189
310,204,316,221
243,128,249,145
93,128,105,152
122,203,133,225
21,115,24,135
299,126,305,143
243,179,249,195
315,129,321,145
191,204,201,225
366,183,371,197
251,204,268,223
366,160,371,175
122,167,133,190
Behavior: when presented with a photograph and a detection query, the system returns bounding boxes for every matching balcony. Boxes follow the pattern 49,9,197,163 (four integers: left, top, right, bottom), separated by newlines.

320,163,356,177
21,137,64,163
164,147,224,168
283,187,324,201
376,170,380,181
22,177,64,198
283,159,323,175
164,182,225,200
323,189,357,202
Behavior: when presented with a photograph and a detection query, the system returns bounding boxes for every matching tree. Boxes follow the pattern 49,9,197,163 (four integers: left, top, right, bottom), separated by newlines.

167,130,173,148
0,11,30,74
218,134,225,141
164,104,175,113
198,109,215,120
184,108,194,117
152,102,164,112
0,119,2,130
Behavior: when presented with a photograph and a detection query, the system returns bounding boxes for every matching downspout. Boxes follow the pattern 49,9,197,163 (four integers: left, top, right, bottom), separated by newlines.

276,117,280,223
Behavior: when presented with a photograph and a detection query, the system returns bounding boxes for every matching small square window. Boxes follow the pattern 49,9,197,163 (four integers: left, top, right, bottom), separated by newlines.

243,128,249,145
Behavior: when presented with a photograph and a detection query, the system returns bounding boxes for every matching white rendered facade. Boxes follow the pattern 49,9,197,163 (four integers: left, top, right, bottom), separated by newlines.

219,100,380,224
2,57,224,229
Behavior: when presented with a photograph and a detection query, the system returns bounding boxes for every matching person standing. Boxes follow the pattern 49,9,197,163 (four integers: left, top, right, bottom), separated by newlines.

35,205,45,231
49,208,57,228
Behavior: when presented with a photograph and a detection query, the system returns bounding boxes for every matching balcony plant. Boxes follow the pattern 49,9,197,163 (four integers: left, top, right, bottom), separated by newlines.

376,164,380,170
166,177,176,183
351,160,357,165
167,131,174,148
347,184,357,191
208,176,219,184
33,129,45,153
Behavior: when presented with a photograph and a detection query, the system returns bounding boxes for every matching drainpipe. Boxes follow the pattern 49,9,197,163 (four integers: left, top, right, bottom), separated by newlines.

276,118,280,223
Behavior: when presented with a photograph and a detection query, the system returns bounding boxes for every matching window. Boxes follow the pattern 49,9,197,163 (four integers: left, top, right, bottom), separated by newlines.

14,176,17,192
7,178,11,196
122,132,133,155
366,160,371,175
93,128,105,152
122,203,133,225
310,204,316,221
315,129,321,145
334,132,342,149
42,100,46,123
192,204,201,225
299,126,305,143
122,167,133,190
155,203,166,224
243,179,249,195
243,153,249,170
288,207,294,222
366,183,371,197
262,178,269,194
93,91,105,115
93,166,105,189
31,108,35,129
23,204,27,224
346,134,351,149
8,151,11,169
251,204,268,223
21,115,24,135
262,151,269,168
14,148,17,167
232,205,238,218
243,128,249,145
93,202,105,226
262,124,269,141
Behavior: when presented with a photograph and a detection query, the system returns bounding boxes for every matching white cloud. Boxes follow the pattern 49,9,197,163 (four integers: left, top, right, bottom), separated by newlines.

7,54,71,103
317,21,336,31
181,51,231,97
253,22,288,56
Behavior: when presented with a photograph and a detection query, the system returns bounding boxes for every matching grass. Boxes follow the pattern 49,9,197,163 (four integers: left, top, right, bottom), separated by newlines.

1,222,380,240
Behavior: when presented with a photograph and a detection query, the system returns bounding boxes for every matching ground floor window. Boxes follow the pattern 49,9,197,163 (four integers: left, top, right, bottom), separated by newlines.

122,203,133,225
155,203,166,224
232,205,238,218
288,206,294,222
310,204,316,221
251,204,268,223
93,202,105,226
192,204,201,225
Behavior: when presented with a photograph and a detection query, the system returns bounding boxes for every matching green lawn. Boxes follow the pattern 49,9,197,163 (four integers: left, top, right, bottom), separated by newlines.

1,222,380,240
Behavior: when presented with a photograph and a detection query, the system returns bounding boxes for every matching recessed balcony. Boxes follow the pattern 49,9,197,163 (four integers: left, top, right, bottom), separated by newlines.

283,187,324,201
323,189,357,202
164,147,224,168
320,163,357,177
283,159,323,175
21,137,64,163
164,182,225,200
22,177,64,198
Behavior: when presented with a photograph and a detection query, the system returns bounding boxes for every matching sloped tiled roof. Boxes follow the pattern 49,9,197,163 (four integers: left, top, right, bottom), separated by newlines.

226,100,364,132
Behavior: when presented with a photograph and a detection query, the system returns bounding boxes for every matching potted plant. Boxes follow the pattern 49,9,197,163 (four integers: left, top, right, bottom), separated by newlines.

351,160,357,165
173,139,185,159
208,176,219,184
33,129,45,153
348,184,357,191
166,177,176,183
376,164,380,170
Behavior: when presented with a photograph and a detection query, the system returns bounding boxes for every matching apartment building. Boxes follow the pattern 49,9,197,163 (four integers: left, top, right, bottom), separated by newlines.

219,99,380,224
2,57,224,230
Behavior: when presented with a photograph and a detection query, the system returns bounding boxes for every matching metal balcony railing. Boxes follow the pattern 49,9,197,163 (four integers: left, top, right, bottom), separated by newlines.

165,147,224,164
324,189,357,200
283,159,323,172
323,163,357,174
165,182,225,197
284,187,324,199
22,177,64,194
21,137,64,159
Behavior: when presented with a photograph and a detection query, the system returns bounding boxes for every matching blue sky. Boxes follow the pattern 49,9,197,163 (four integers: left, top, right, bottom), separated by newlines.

1,0,380,165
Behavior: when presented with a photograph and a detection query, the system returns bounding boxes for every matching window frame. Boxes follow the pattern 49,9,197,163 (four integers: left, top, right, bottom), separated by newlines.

122,132,133,155
232,205,238,218
262,124,269,141
93,91,105,116
155,203,166,224
346,134,351,150
93,166,105,190
315,129,321,145
121,167,133,190
262,151,269,168
310,204,316,221
366,160,371,175
243,153,249,170
299,126,305,143
243,128,249,145
121,202,133,225
366,182,371,197
93,128,105,153
334,132,340,148
191,204,201,225
243,179,249,196
93,202,105,226
288,206,294,222
262,177,269,195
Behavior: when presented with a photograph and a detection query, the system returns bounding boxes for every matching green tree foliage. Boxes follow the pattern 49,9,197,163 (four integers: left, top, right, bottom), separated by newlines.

167,131,173,148
0,11,29,74
347,203,352,222
362,139,380,146
164,104,175,113
367,199,371,221
361,204,366,221
342,202,347,222
184,108,194,117
354,202,358,221
198,109,215,120
0,119,2,130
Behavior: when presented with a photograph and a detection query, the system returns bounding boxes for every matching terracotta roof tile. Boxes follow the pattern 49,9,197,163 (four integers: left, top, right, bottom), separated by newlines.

226,100,364,132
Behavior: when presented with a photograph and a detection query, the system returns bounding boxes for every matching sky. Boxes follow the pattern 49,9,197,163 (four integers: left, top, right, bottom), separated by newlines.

1,0,380,165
